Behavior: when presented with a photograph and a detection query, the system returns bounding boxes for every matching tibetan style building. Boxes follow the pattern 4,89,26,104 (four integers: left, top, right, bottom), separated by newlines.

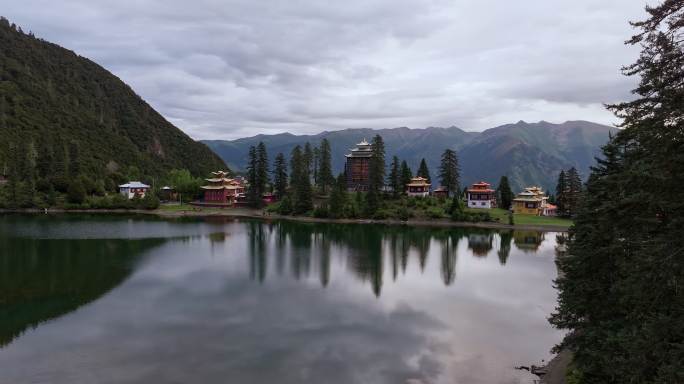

466,181,496,209
119,181,150,199
201,171,245,205
406,176,431,197
344,139,373,192
511,186,556,216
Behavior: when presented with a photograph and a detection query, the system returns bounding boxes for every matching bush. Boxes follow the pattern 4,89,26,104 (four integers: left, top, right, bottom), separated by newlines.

397,206,411,221
426,207,444,219
67,180,86,204
111,194,131,209
140,194,160,210
372,209,390,220
277,196,293,215
312,205,329,218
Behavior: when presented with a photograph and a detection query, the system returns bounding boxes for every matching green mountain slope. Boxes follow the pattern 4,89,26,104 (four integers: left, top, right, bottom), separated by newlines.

204,121,616,192
0,19,225,179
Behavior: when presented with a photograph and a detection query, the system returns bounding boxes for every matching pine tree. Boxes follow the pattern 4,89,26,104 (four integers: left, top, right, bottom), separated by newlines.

303,142,313,183
387,156,401,199
555,170,568,216
566,167,582,217
246,146,260,207
417,158,430,183
256,142,269,194
366,134,386,215
272,152,288,200
400,160,412,195
496,176,513,209
438,149,460,196
316,138,334,193
551,3,684,382
328,173,347,219
290,145,312,214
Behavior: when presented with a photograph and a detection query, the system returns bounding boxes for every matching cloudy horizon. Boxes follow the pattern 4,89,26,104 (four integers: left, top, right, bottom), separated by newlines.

5,1,648,140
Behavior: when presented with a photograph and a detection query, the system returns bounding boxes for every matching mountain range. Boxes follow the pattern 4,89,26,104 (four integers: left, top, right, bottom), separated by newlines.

0,18,225,179
204,120,616,192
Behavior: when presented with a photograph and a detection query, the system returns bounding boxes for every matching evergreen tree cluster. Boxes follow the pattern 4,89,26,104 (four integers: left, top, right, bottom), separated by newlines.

551,2,684,382
554,167,583,217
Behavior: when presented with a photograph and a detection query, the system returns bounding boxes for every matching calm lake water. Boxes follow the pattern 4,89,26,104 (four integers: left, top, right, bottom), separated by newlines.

0,214,564,384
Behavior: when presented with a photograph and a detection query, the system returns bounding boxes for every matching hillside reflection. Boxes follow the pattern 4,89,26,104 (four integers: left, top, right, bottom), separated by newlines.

0,236,164,347
244,221,546,296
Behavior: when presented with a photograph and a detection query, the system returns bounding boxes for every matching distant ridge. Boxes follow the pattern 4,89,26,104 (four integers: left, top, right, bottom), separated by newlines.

204,120,617,192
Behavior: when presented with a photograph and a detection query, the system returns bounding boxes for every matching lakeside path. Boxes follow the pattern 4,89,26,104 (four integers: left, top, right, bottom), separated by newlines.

2,207,571,232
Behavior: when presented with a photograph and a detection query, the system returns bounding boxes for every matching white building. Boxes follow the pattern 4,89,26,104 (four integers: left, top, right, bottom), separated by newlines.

119,181,150,199
466,181,497,209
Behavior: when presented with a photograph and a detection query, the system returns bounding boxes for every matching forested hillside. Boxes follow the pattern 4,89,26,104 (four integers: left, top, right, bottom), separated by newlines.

0,18,225,183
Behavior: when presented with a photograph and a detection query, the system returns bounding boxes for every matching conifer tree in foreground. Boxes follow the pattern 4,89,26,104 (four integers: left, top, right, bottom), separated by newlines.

316,139,334,194
290,145,312,214
272,153,288,200
256,142,269,194
400,160,412,195
366,134,386,215
416,158,430,183
496,176,513,209
555,170,567,216
551,2,684,382
328,173,347,219
438,149,460,196
246,145,260,207
388,156,401,199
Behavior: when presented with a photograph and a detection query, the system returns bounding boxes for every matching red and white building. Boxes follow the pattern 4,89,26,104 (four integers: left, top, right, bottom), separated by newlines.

119,181,150,199
201,171,245,205
466,181,497,209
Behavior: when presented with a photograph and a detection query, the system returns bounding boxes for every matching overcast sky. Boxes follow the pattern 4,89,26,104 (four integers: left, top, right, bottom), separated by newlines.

6,1,649,139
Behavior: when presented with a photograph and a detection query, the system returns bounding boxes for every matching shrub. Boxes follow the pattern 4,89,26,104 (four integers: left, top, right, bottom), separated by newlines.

426,207,444,219
111,194,131,209
312,205,329,218
277,196,293,215
372,209,390,220
141,194,160,210
67,180,86,204
397,206,411,221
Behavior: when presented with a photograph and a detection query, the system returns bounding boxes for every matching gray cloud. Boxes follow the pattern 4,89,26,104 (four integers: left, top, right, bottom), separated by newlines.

4,0,649,139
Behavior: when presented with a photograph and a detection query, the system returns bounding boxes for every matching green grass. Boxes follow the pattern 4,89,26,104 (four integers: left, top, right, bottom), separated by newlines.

466,207,573,227
157,203,225,213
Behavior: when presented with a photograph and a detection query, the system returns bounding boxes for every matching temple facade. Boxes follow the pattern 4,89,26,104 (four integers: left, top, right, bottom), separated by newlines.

119,181,150,199
466,181,497,209
201,171,245,205
344,139,373,192
511,186,556,216
406,176,431,197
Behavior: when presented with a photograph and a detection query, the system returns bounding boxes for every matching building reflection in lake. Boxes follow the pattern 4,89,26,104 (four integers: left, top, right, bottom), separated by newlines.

243,221,550,296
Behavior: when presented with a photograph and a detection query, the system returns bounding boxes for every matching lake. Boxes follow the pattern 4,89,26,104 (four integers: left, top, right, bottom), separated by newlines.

0,214,564,384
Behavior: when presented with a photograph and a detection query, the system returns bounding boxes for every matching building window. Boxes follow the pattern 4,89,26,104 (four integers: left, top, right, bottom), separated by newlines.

481,202,486,206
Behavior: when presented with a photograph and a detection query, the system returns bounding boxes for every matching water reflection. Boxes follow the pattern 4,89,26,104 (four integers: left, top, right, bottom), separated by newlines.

0,215,559,384
0,236,163,347
242,222,547,296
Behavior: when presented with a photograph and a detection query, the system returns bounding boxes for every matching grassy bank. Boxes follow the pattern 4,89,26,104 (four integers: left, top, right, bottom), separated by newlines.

469,208,572,228
153,202,572,231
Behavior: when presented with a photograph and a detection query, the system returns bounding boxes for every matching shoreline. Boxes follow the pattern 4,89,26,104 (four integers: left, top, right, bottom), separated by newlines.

1,208,571,232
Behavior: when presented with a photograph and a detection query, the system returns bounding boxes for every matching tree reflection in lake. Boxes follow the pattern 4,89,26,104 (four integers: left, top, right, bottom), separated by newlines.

243,221,548,296
0,215,561,384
